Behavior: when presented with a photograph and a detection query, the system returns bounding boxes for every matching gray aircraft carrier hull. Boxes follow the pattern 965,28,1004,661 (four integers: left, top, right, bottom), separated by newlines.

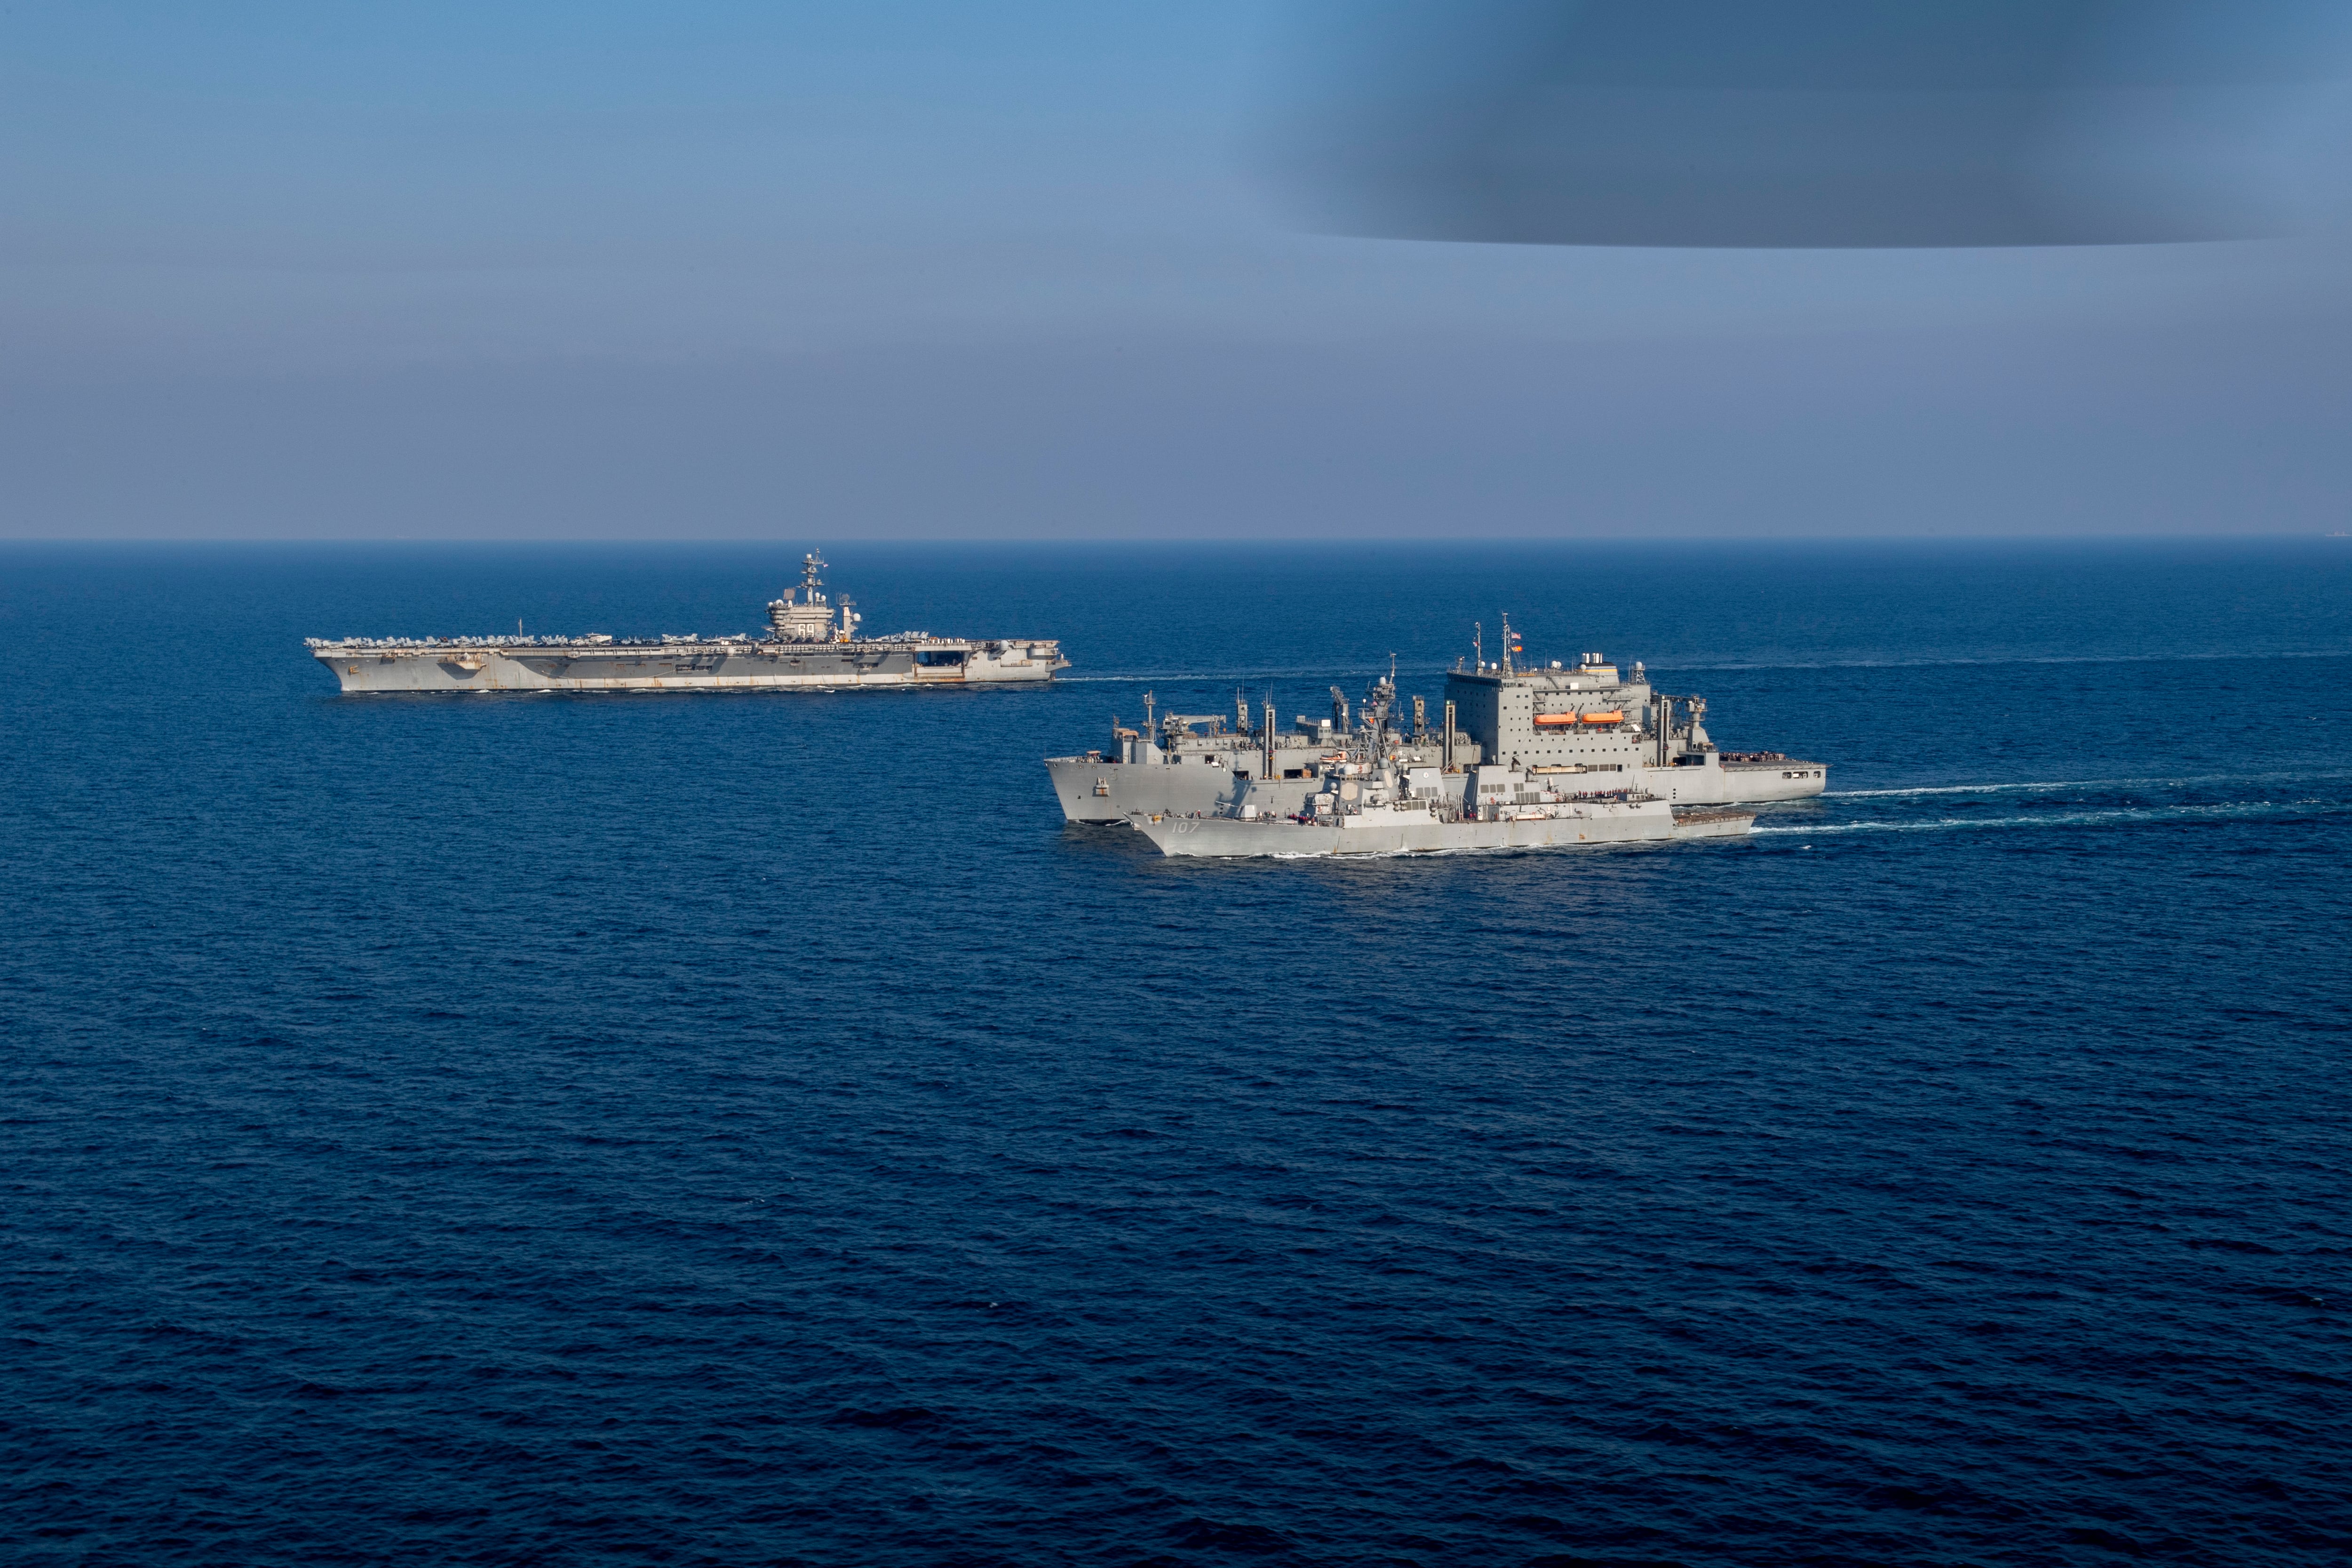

315,639,1062,693
311,551,1066,693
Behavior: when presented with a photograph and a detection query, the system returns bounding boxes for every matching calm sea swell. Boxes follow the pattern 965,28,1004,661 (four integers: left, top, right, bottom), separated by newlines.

2,542,2348,1567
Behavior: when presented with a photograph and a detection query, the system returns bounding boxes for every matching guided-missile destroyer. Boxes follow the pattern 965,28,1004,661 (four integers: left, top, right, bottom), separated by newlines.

1131,761,1756,859
1046,614,1824,824
309,554,1066,693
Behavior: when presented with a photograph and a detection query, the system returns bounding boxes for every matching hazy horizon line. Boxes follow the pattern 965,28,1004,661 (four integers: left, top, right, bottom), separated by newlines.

3,532,2344,548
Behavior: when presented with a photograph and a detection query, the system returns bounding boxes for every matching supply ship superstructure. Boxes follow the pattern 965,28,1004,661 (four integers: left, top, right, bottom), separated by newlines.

310,554,1066,694
1046,615,1823,824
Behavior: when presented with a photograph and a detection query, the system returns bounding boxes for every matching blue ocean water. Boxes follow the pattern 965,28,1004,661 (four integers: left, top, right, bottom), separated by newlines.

3,540,2349,1568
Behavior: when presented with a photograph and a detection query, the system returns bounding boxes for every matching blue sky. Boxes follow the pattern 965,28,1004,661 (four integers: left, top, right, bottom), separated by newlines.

4,2,2350,538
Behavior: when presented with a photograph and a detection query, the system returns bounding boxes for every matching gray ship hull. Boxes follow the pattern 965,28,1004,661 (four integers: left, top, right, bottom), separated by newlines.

1049,639,1823,824
1133,800,1753,858
317,639,1061,693
1050,752,1820,824
311,550,1066,694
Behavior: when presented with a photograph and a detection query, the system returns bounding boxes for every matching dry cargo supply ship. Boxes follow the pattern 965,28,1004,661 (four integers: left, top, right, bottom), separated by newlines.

308,554,1065,694
1048,614,1826,860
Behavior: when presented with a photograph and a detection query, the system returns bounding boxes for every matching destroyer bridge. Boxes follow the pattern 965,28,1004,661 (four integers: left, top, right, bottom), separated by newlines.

308,553,1067,693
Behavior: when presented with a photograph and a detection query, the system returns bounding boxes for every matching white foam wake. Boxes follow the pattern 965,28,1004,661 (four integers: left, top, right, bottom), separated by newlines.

1753,800,2349,836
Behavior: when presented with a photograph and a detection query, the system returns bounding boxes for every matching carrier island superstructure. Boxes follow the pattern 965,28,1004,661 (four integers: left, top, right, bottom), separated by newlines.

309,554,1066,693
1045,616,1825,825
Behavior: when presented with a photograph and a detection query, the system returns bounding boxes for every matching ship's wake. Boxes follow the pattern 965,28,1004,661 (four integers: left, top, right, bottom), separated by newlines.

1755,802,2352,838
1762,770,2352,842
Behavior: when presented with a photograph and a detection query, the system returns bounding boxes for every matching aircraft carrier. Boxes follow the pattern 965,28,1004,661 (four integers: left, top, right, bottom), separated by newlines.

309,554,1066,693
1046,614,1824,823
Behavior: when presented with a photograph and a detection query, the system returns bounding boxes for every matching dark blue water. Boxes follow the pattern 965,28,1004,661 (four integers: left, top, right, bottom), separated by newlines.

5,541,2349,1568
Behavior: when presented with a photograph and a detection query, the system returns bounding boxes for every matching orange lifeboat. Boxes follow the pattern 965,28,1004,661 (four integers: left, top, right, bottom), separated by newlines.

1581,711,1623,725
1533,712,1578,728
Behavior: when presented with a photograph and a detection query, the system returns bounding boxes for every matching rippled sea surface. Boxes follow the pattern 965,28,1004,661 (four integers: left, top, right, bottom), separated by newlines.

5,541,2350,1568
